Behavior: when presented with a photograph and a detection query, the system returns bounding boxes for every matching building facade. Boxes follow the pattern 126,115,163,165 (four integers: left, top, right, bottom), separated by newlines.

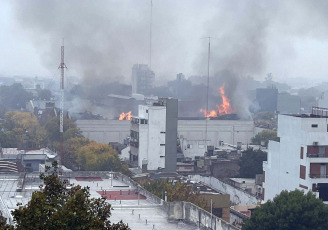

131,64,154,95
130,98,178,172
76,119,256,150
263,108,328,202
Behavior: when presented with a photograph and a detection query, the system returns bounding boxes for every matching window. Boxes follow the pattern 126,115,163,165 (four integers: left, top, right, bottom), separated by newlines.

300,165,306,180
160,144,165,146
300,147,304,159
160,131,166,134
312,124,318,128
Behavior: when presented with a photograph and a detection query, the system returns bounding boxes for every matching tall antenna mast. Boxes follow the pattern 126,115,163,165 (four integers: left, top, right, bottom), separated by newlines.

149,0,153,70
204,36,211,157
58,39,67,173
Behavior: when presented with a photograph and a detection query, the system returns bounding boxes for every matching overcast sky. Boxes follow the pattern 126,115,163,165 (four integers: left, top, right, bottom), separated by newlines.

1,0,328,84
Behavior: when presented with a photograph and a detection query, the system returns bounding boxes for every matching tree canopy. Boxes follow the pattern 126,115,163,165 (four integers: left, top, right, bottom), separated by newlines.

239,148,267,178
44,116,82,144
9,162,130,230
0,111,47,148
251,130,279,147
0,83,32,110
243,190,328,230
142,180,206,209
76,142,130,175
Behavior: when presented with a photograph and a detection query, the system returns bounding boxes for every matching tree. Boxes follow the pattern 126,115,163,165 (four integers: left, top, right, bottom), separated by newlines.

239,148,267,178
44,117,82,144
62,137,91,170
0,111,46,148
76,142,130,175
12,162,130,230
0,83,32,110
243,190,328,230
142,180,206,209
251,130,279,147
0,211,13,230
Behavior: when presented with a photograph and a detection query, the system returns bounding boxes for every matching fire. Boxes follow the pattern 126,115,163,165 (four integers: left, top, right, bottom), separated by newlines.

119,111,132,120
200,84,233,118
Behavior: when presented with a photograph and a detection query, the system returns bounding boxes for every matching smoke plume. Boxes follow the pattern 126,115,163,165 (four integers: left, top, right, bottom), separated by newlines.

9,1,328,118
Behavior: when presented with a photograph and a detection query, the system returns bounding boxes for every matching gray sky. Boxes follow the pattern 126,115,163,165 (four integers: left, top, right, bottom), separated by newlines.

1,0,328,84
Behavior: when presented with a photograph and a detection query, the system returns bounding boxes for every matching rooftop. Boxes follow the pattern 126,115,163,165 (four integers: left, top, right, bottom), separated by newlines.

0,172,199,229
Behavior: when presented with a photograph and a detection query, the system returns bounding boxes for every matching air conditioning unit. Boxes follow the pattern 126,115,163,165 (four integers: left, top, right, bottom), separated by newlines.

313,142,319,146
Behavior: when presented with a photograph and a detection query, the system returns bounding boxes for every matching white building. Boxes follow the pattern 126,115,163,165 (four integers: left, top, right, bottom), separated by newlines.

263,107,328,202
130,98,178,172
76,119,256,153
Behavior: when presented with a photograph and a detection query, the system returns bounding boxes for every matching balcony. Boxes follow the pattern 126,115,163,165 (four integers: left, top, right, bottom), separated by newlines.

308,154,328,158
307,155,328,163
309,174,328,179
309,174,328,184
307,145,328,163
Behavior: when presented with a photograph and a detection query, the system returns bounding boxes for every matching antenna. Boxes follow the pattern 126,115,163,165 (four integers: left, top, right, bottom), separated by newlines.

202,36,211,157
58,39,67,173
149,0,153,70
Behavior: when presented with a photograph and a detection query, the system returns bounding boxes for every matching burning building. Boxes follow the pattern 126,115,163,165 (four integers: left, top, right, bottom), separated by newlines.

200,84,236,119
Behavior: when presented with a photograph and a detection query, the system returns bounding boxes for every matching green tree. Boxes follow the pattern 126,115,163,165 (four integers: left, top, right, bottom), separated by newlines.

251,130,279,147
243,190,328,230
62,137,90,170
76,142,130,175
142,180,206,209
0,211,13,230
0,111,46,148
239,148,267,178
12,162,130,230
0,83,32,110
44,116,82,144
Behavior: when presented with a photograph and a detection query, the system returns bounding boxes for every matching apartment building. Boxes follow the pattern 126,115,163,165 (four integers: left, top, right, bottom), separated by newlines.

130,98,178,172
263,107,328,202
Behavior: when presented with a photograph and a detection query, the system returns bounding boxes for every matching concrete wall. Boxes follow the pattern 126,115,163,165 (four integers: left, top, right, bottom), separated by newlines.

189,175,260,205
119,173,240,229
167,202,240,230
76,120,130,144
76,119,255,147
230,208,249,229
147,106,166,170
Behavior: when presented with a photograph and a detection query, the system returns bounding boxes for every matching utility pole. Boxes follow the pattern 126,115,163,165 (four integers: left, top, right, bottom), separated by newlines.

58,39,67,174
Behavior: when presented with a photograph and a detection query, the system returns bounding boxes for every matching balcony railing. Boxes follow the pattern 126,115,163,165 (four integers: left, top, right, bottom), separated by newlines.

309,174,328,179
307,154,328,158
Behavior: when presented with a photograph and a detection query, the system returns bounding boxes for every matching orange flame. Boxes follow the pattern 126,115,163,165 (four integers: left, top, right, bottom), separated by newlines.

200,84,233,118
119,111,132,120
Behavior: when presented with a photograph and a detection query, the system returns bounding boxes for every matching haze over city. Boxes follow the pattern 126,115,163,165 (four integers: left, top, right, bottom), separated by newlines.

1,0,328,86
1,1,328,230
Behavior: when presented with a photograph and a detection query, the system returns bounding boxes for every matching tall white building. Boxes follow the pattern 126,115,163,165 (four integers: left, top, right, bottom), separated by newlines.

130,98,178,172
263,107,328,202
